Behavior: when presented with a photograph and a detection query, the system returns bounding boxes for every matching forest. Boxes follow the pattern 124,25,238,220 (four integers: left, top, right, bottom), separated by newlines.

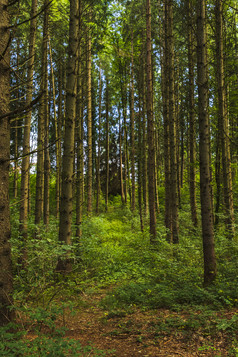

0,0,238,355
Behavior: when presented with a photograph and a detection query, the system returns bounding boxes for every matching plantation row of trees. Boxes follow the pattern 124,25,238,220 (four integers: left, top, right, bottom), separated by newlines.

0,0,237,325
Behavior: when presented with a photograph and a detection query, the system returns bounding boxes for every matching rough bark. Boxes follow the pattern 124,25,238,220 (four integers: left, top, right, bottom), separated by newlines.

146,0,157,242
187,0,198,226
215,0,235,237
0,0,14,325
57,0,79,271
166,0,179,243
197,0,216,285
87,18,93,215
19,0,38,244
130,32,136,212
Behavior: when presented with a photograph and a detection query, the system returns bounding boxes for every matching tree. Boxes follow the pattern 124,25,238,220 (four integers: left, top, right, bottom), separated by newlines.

187,0,198,227
19,0,38,246
87,9,93,215
165,0,179,244
215,0,235,237
57,0,79,271
196,0,216,285
146,0,157,242
0,0,14,325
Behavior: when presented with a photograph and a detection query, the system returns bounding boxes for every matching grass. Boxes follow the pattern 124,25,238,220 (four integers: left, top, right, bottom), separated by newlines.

7,196,238,356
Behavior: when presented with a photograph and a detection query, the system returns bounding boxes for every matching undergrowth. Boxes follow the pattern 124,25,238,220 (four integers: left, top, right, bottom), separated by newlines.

7,198,238,355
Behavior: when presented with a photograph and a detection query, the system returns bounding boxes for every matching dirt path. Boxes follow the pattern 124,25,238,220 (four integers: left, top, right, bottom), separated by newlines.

53,293,235,357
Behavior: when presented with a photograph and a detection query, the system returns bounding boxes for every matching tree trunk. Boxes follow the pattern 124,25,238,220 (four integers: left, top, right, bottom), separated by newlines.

162,0,172,241
119,109,125,204
0,0,14,325
76,4,84,238
215,0,235,237
57,0,79,271
130,31,136,212
187,0,198,226
43,0,50,227
146,0,157,242
196,0,216,285
96,67,102,213
87,18,93,215
19,0,38,245
105,78,110,211
49,36,60,219
166,0,179,244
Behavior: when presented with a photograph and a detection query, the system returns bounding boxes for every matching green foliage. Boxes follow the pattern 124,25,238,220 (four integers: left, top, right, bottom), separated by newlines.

0,307,108,357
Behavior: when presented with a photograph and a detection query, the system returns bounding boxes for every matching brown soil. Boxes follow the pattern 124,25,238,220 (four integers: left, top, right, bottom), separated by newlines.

24,291,237,357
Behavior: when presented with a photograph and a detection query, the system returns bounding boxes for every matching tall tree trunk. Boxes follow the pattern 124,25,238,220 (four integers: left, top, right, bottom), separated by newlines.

215,0,235,237
197,0,216,285
142,65,148,216
96,67,102,213
166,0,179,244
105,78,110,211
130,31,136,212
19,0,38,245
87,18,93,215
138,89,144,231
0,0,14,325
49,36,60,218
35,103,44,225
13,38,20,199
42,0,50,227
119,109,125,204
57,0,79,271
146,0,157,242
76,3,84,237
187,0,198,226
162,0,172,241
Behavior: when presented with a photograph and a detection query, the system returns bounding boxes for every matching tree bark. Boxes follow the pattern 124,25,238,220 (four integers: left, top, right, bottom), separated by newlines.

19,0,38,245
57,0,79,271
87,17,93,215
0,0,14,325
187,0,198,226
197,0,216,285
215,0,235,237
146,0,157,242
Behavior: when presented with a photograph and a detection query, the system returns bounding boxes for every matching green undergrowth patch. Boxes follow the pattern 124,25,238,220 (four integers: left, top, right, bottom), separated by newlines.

9,201,238,356
0,305,112,356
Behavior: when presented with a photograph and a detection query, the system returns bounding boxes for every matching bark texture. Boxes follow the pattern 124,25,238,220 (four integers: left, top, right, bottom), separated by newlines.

197,0,216,285
0,0,14,325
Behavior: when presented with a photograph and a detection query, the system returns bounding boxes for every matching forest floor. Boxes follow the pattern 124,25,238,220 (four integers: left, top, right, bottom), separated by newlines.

24,288,238,357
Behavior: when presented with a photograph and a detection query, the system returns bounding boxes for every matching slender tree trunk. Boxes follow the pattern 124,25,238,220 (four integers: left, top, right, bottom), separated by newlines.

215,0,235,237
146,0,157,242
57,0,79,271
187,0,198,226
42,0,50,227
197,0,216,285
49,36,60,218
130,31,136,212
166,0,179,243
122,96,128,204
13,39,20,199
87,18,93,215
142,65,148,216
119,109,125,204
76,4,84,238
0,0,14,325
57,59,63,209
162,0,172,241
105,78,110,211
35,103,44,225
96,67,102,213
19,0,38,245
138,90,144,231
